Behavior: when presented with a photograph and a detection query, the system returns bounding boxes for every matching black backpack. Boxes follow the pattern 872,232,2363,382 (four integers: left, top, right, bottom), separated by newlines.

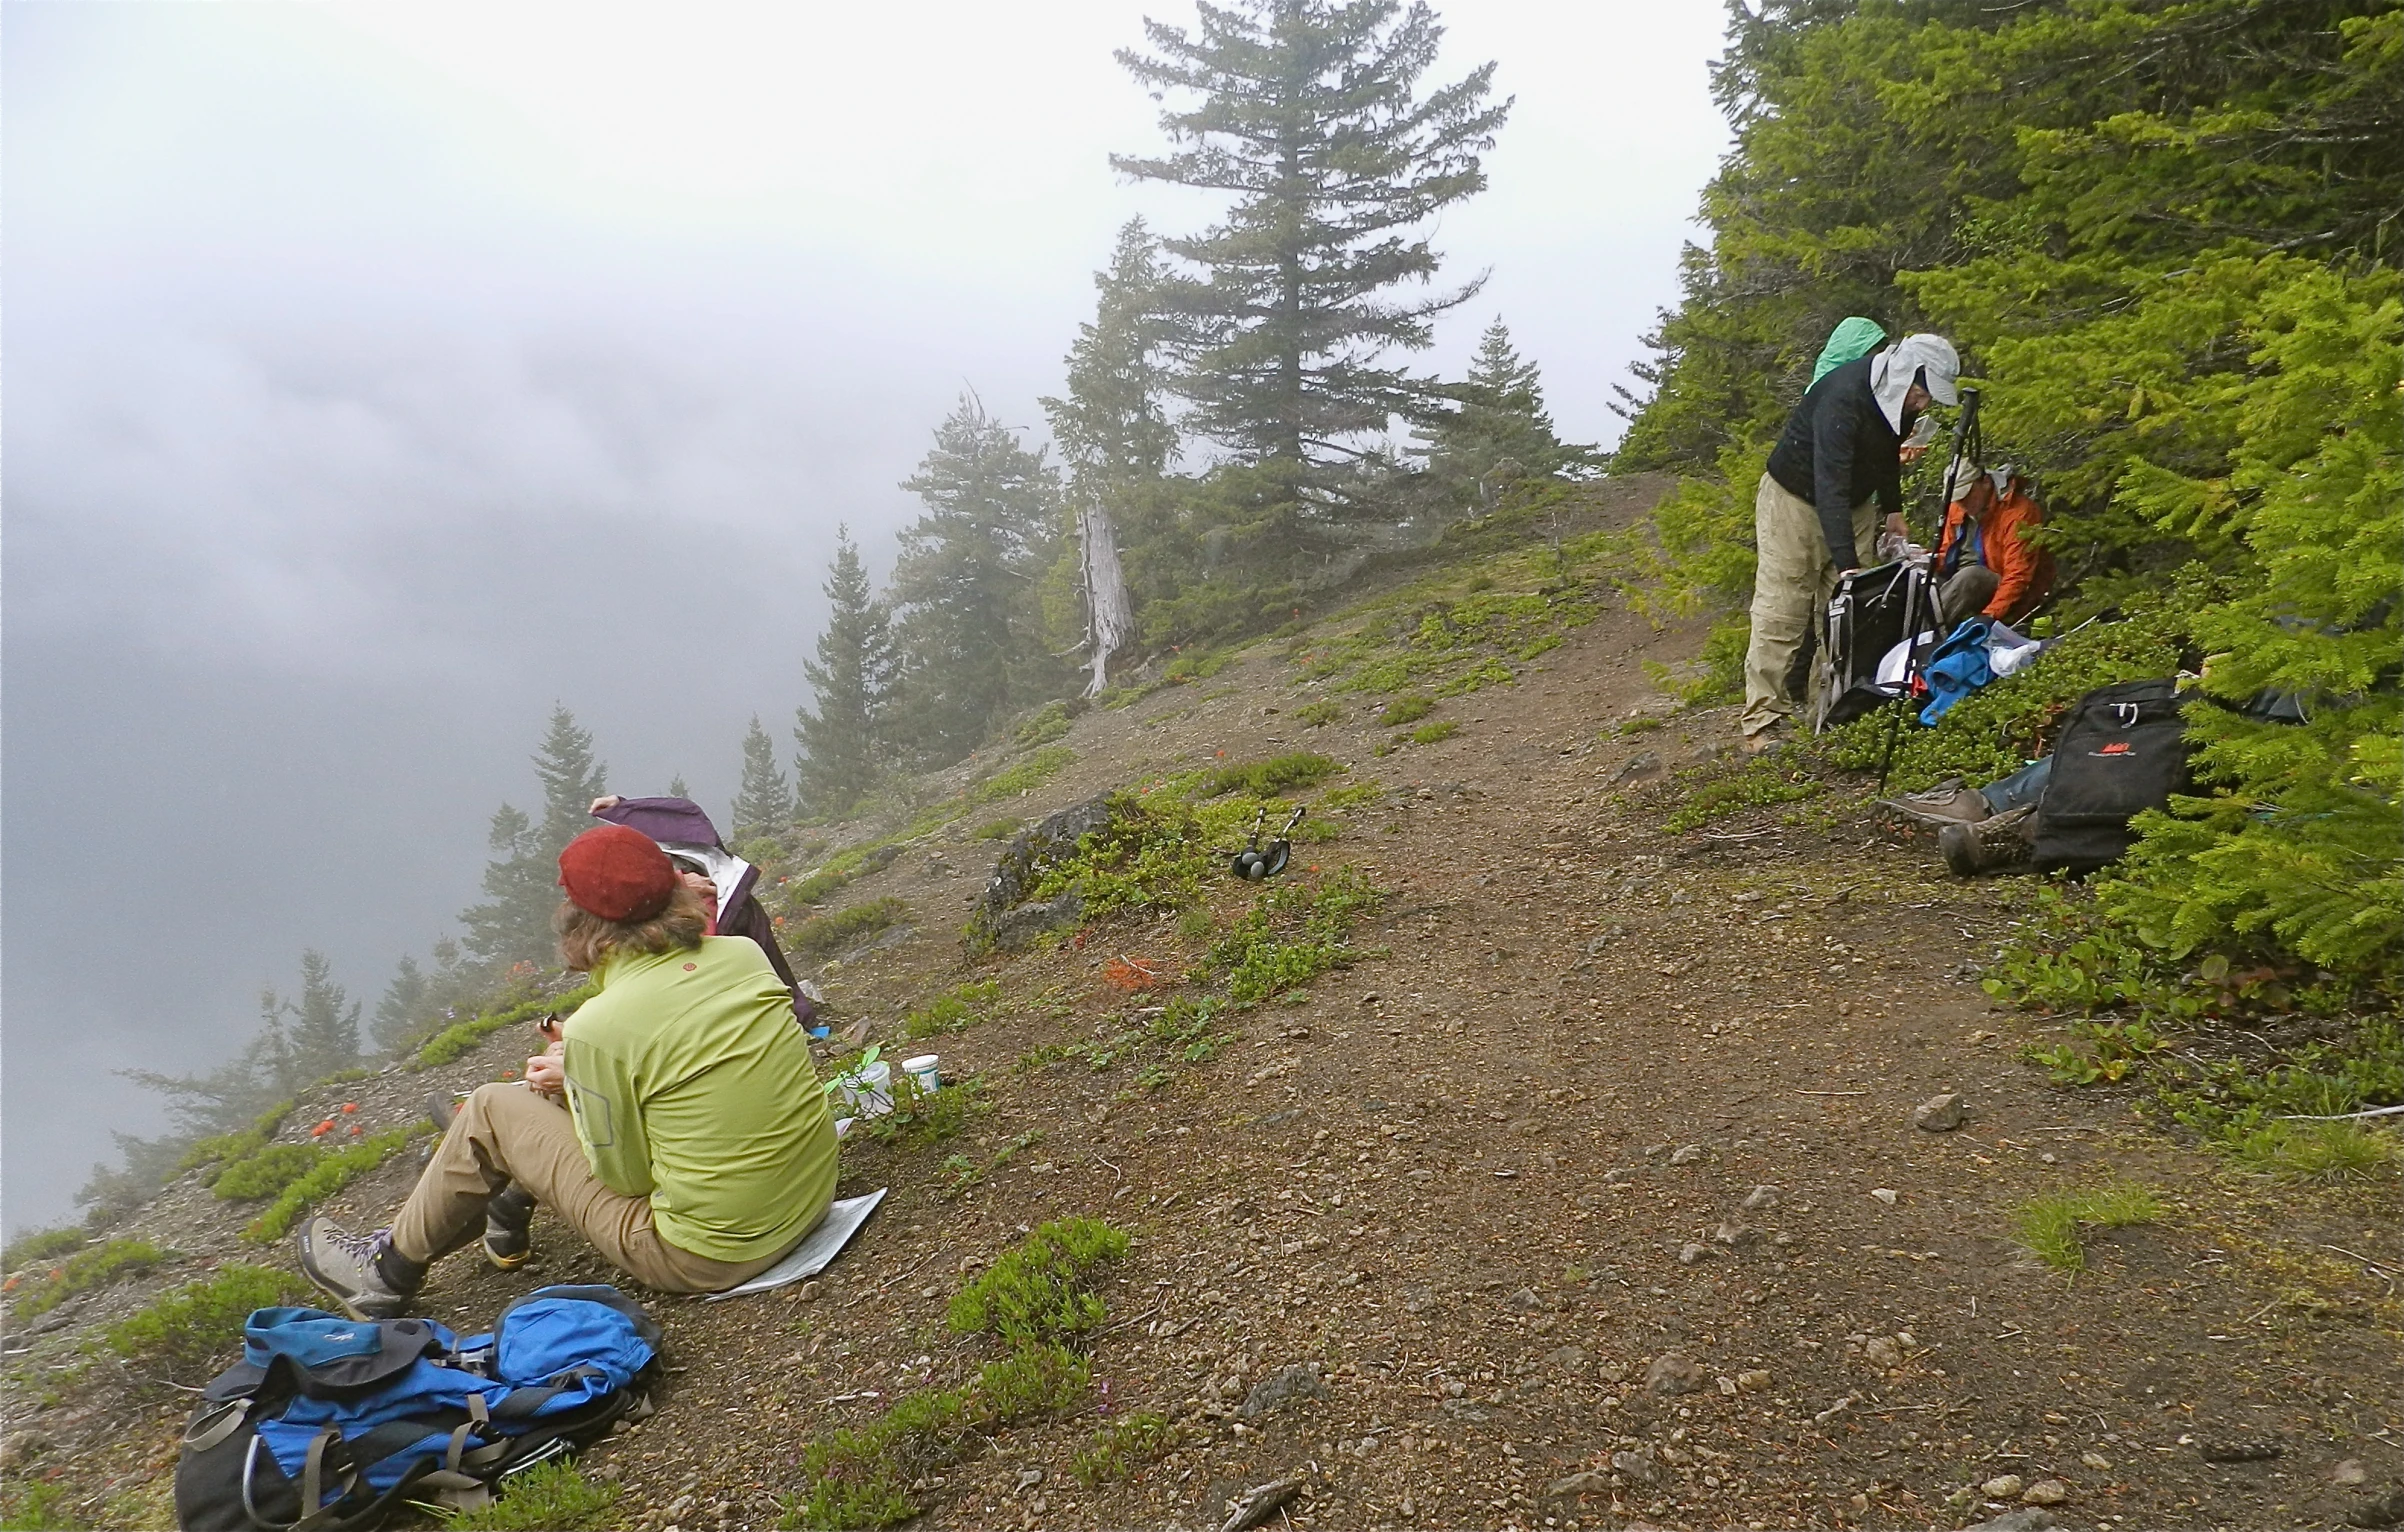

175,1287,659,1532
2034,677,2191,876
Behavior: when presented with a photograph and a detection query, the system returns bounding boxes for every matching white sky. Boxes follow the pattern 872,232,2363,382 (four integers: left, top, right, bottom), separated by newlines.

1,0,1731,1230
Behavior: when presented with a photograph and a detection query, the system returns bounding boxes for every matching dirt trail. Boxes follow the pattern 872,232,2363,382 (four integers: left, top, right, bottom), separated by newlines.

7,479,2398,1532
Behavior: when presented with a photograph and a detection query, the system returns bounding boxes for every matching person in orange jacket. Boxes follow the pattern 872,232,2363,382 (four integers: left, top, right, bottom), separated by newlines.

1934,459,2055,627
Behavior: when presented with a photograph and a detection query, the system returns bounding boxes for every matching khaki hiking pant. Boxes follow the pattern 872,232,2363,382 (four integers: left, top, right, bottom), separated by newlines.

390,1082,781,1294
1741,473,1880,738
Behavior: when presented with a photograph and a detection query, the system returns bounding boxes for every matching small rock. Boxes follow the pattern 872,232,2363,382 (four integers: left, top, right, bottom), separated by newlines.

1547,1469,1612,1499
1598,1359,1630,1384
1862,1335,1902,1369
1912,1091,1967,1131
1736,1369,1772,1391
1870,1187,1900,1205
2020,1479,2070,1507
1716,1374,1738,1397
1504,1287,1549,1313
1645,1352,1704,1397
796,1280,821,1302
2333,1460,2368,1486
1219,1474,1306,1532
1603,1167,1635,1184
1548,1345,1589,1372
1679,1243,1709,1266
1607,751,1663,786
1712,1220,1755,1247
1741,1184,1778,1211
1238,1363,1330,1419
1668,1143,1705,1165
1611,1446,1664,1486
2081,1451,2112,1471
1016,1468,1045,1490
2347,1485,2404,1530
1980,1474,2025,1500
1962,1513,2055,1532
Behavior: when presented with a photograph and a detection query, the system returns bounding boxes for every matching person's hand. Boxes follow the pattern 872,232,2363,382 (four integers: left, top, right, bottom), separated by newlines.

679,869,718,906
589,795,621,815
1884,512,1910,538
525,1048,565,1097
1899,443,1928,465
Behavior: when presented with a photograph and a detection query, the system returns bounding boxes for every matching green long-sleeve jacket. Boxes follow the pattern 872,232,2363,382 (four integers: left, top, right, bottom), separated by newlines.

562,936,837,1263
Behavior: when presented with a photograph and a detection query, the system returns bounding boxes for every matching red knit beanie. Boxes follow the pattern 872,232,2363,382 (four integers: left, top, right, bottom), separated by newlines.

558,824,678,921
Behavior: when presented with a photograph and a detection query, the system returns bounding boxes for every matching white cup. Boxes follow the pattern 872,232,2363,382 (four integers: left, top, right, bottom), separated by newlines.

901,1054,941,1095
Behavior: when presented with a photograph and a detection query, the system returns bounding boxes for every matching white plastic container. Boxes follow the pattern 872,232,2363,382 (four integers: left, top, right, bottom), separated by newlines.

900,1054,942,1095
833,1060,893,1120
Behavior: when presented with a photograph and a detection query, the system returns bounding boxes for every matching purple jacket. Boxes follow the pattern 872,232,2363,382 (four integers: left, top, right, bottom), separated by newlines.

590,797,808,1017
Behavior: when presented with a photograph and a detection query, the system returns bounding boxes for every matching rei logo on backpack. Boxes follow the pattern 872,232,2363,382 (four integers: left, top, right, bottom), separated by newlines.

175,1285,659,1532
2034,677,2192,877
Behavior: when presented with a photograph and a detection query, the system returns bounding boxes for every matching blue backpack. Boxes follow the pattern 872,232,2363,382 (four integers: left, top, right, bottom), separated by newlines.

174,1285,659,1532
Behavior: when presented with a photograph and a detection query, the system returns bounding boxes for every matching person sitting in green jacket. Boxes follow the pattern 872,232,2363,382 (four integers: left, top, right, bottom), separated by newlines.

299,825,840,1318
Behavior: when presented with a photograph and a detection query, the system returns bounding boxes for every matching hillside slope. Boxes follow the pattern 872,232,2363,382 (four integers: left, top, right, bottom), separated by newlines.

5,475,2398,1532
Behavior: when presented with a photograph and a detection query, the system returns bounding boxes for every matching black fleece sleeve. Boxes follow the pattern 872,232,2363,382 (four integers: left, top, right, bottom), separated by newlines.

1811,389,1864,571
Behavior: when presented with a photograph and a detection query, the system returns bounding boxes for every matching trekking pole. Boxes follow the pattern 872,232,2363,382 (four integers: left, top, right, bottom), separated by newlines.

1877,382,1981,791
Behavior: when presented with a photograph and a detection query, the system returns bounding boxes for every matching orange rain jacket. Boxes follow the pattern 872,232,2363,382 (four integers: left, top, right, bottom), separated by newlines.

1936,476,2055,626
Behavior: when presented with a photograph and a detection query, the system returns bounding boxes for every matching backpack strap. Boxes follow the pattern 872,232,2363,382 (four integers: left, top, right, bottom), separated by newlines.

183,1397,253,1455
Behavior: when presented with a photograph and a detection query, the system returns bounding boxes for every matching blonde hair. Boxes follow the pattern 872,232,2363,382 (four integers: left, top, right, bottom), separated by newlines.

553,883,709,974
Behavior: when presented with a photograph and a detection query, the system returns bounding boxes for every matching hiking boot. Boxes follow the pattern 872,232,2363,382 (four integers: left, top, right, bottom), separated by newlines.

1939,805,2037,877
482,1186,536,1271
1741,726,1787,756
296,1218,423,1320
1880,778,1992,826
426,1092,462,1132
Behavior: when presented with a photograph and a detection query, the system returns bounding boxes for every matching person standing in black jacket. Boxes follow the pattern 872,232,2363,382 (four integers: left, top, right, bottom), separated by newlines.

1740,332,1961,748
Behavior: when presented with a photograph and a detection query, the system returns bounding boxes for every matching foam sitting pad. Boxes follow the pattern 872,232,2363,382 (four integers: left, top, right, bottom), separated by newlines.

702,1188,888,1301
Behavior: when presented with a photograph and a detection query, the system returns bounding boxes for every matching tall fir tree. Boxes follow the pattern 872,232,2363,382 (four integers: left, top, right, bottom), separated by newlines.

667,773,691,799
1113,0,1509,487
731,715,793,841
795,526,897,819
281,950,360,1079
461,708,607,967
532,705,608,859
460,802,553,966
886,398,1066,764
370,954,431,1055
1411,317,1596,508
1043,219,1179,693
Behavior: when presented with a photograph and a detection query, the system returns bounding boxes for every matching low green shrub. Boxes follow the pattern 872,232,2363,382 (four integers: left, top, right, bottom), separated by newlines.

1294,700,1344,727
1201,751,1343,799
790,898,908,963
2,1226,89,1275
2012,1183,2162,1273
971,817,1021,841
176,1098,297,1179
98,1264,314,1384
12,1239,170,1318
969,747,1076,806
212,1143,327,1202
245,1128,422,1243
858,1075,990,1151
779,1219,1128,1531
2219,1119,2399,1184
1071,1411,1178,1487
903,981,1002,1039
1210,869,1383,1004
1663,757,1823,833
1378,695,1434,725
414,985,596,1070
1013,701,1075,747
949,1216,1130,1346
444,1462,620,1531
1408,720,1461,745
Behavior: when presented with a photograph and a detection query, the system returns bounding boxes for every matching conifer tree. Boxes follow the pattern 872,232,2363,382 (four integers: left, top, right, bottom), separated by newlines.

281,950,360,1079
732,715,793,840
462,709,608,966
1113,0,1509,485
460,802,554,966
795,526,897,819
886,399,1065,764
1044,220,1178,693
668,773,691,799
370,954,431,1054
1412,317,1596,507
532,705,607,858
